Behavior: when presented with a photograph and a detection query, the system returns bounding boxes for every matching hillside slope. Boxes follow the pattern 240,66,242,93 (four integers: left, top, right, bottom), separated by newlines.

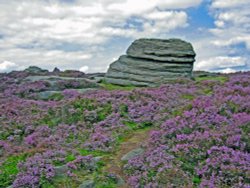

0,72,249,188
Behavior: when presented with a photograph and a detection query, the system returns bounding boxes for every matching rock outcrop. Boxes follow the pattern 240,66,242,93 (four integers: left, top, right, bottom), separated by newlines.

105,38,196,86
53,67,61,74
21,76,100,100
24,66,49,74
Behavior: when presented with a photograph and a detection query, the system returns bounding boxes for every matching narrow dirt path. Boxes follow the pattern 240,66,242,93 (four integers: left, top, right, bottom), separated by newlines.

104,128,152,188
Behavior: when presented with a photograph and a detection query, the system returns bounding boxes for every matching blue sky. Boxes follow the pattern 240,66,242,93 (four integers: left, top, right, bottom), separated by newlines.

0,0,249,73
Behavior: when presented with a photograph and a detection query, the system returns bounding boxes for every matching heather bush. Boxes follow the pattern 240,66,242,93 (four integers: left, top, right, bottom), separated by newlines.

124,73,250,187
197,146,250,187
13,153,56,188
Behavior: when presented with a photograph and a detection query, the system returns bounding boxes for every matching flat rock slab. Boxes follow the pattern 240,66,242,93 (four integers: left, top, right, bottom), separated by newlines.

121,148,145,161
24,76,97,82
54,165,68,177
36,89,98,100
110,55,193,73
78,180,95,188
23,76,100,91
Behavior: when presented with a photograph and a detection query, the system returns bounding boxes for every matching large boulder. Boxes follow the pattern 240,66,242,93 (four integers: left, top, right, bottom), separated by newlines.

105,38,196,86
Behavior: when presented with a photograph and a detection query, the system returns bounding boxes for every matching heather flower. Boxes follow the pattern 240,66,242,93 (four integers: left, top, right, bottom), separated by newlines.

197,146,250,187
13,153,55,188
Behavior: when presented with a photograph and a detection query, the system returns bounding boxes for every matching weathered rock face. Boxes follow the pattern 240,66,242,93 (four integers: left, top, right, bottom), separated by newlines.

105,38,196,86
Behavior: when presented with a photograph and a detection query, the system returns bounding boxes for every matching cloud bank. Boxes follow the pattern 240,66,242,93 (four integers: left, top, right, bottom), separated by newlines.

0,0,249,73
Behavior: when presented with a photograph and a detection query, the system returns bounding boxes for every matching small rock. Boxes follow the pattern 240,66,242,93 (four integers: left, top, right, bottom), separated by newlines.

87,156,102,168
36,91,61,100
84,111,98,123
93,156,102,162
53,67,61,73
121,148,144,161
106,173,125,186
78,180,95,188
116,175,125,186
54,165,68,177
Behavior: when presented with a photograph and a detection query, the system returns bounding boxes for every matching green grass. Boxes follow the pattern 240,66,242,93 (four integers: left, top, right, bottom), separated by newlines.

0,154,28,187
119,104,129,117
100,82,136,91
192,176,201,185
94,174,117,188
170,104,193,118
122,121,153,130
195,76,228,83
115,131,131,144
78,149,110,157
52,153,76,166
181,94,195,100
202,88,213,95
0,131,11,140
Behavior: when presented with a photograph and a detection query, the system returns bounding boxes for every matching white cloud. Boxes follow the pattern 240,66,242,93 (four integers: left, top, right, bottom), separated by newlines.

220,68,237,74
0,0,248,74
142,11,188,35
3,0,248,73
0,61,18,72
209,0,250,51
106,0,202,15
0,0,200,48
0,48,93,72
190,0,250,72
79,66,89,73
211,0,250,8
159,0,202,9
211,36,250,50
0,0,202,72
195,56,246,71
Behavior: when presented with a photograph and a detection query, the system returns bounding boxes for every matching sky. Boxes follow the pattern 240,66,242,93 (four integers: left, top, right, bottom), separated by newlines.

0,0,250,73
